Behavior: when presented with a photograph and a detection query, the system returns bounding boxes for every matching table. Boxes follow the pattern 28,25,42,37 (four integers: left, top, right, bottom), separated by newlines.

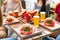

7,23,52,40
40,21,60,38
3,15,60,40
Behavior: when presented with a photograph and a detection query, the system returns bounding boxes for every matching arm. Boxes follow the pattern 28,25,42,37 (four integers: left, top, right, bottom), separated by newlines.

54,13,58,21
17,1,23,12
2,5,6,13
46,1,50,17
46,4,50,17
54,4,59,21
2,1,7,14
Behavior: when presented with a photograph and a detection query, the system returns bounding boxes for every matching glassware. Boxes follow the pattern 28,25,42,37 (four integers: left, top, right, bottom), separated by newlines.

40,12,45,21
33,16,39,27
14,10,18,18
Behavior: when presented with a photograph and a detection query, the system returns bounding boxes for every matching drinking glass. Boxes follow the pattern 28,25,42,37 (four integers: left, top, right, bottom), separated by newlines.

33,16,39,27
40,12,45,21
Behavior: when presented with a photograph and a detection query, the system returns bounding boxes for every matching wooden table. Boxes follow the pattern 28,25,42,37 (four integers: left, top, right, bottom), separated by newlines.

7,23,52,40
40,21,60,38
3,16,60,40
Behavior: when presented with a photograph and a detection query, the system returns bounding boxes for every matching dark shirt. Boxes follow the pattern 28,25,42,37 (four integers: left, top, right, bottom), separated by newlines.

35,3,50,18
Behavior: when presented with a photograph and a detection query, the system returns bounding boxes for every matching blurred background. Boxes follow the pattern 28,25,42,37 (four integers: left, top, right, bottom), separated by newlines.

0,0,60,18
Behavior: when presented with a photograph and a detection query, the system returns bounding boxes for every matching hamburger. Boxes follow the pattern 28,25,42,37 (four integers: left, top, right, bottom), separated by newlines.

44,18,55,27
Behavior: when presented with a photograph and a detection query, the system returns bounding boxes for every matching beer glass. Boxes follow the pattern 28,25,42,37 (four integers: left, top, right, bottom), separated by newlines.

33,16,39,27
14,10,18,18
40,12,45,21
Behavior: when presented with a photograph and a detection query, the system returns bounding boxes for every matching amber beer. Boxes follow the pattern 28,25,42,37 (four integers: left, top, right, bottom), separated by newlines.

33,16,39,27
40,12,45,21
14,10,18,18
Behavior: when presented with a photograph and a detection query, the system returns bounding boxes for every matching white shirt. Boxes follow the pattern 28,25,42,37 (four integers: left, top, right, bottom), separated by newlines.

24,0,37,10
2,0,22,13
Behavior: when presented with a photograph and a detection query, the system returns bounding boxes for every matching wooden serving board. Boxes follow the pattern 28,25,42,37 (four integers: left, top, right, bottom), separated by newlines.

12,24,42,39
40,21,60,31
3,16,20,25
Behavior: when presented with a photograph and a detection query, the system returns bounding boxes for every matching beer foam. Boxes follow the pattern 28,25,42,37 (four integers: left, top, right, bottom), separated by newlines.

33,16,39,18
40,12,45,14
14,10,19,12
34,9,39,11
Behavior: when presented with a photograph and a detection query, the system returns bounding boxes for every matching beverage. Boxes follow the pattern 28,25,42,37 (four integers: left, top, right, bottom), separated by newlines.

40,12,45,21
33,16,39,27
14,10,18,18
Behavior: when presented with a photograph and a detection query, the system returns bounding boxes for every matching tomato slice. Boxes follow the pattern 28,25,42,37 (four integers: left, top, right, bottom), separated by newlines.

44,21,55,27
26,32,32,35
20,28,24,31
20,27,34,35
21,31,24,35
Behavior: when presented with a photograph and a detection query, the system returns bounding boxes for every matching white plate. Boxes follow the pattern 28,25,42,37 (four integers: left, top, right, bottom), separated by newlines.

3,16,20,24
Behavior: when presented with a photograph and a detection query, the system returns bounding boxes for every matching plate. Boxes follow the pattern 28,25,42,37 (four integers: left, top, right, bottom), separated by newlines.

3,16,20,24
13,24,42,39
40,21,60,31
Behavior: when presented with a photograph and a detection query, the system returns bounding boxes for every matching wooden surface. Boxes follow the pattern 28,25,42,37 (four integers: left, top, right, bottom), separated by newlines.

3,15,60,40
8,23,52,40
40,21,60,31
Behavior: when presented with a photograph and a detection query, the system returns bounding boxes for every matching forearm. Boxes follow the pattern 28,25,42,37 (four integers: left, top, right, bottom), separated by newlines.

54,13,58,21
17,1,23,12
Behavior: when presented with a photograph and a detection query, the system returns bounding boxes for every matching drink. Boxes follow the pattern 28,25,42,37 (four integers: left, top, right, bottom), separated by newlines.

40,12,45,21
33,16,39,27
14,10,18,18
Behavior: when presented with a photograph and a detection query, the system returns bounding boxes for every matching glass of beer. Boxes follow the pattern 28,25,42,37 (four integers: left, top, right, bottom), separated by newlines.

14,10,18,18
33,16,39,27
40,12,45,21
